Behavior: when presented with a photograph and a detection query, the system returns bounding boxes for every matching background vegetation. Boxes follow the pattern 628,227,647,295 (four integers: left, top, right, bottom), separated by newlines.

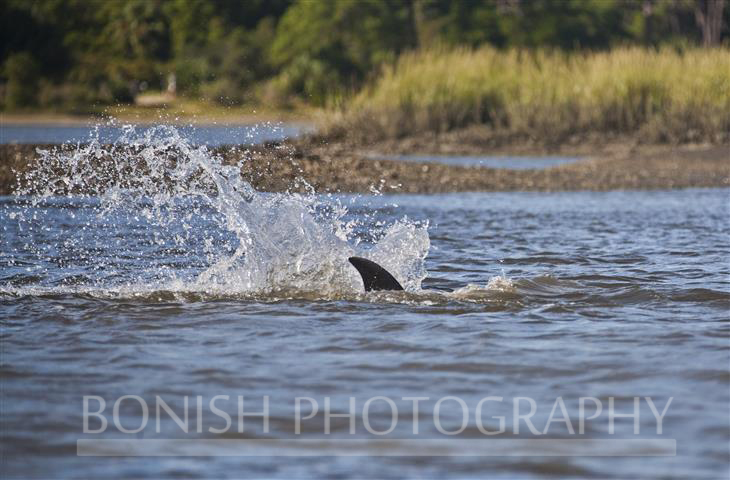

331,47,730,143
1,0,728,142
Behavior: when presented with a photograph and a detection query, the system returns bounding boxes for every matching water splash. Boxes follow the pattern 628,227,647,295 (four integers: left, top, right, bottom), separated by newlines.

7,123,430,298
447,275,517,303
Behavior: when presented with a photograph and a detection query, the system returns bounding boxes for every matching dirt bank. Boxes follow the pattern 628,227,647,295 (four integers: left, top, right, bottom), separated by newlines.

1,139,728,196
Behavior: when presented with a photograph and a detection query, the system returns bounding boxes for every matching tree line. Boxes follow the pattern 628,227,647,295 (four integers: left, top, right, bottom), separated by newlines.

1,0,727,111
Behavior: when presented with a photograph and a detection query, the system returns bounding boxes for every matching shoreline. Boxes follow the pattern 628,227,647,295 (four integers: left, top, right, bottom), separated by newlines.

282,138,730,193
1,138,728,196
0,108,310,126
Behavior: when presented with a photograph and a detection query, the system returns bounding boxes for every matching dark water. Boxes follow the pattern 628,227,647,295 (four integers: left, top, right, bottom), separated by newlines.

369,154,582,169
0,123,303,146
1,129,728,479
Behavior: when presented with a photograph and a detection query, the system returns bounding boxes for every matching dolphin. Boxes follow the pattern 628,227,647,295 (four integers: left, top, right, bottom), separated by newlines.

348,256,404,292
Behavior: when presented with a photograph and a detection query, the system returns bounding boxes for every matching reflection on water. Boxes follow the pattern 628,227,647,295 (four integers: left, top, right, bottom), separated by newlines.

368,153,582,169
0,125,728,479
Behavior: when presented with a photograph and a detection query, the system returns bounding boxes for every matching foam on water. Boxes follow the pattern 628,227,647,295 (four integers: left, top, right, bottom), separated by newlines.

7,124,434,299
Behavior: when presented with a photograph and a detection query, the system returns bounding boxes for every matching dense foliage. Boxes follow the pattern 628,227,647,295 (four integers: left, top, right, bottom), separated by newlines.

1,0,728,111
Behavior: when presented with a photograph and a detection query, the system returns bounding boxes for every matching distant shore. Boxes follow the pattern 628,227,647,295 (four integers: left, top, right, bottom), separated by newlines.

1,135,728,196
0,104,309,126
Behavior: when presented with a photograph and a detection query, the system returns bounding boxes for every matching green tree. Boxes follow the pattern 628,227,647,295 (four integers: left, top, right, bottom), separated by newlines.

97,0,172,91
497,0,632,49
3,52,40,109
270,0,417,89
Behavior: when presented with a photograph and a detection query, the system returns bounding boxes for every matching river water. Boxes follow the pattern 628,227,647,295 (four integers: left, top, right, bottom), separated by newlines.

0,122,303,146
1,126,728,479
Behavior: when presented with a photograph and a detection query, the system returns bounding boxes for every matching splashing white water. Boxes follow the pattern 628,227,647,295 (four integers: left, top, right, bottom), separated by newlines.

11,124,430,297
449,275,516,300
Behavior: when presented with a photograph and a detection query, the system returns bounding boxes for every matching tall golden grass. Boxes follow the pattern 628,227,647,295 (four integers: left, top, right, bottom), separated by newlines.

328,47,730,144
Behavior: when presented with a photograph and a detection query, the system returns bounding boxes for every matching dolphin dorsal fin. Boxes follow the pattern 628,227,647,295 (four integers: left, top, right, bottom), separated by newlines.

348,257,404,292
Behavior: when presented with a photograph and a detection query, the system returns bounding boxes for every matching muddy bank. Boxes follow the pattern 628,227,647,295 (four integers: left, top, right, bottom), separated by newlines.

1,140,728,195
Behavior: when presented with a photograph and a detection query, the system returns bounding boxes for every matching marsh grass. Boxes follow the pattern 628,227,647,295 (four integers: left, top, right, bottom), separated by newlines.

327,47,730,144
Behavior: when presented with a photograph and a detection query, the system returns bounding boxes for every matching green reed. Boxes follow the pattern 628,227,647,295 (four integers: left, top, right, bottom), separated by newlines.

327,47,730,144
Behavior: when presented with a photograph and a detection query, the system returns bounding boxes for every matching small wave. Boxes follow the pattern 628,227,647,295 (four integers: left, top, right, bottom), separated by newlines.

670,288,730,303
448,274,518,300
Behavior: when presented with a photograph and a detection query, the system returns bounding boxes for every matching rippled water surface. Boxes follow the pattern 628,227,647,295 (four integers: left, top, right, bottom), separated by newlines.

1,127,728,479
